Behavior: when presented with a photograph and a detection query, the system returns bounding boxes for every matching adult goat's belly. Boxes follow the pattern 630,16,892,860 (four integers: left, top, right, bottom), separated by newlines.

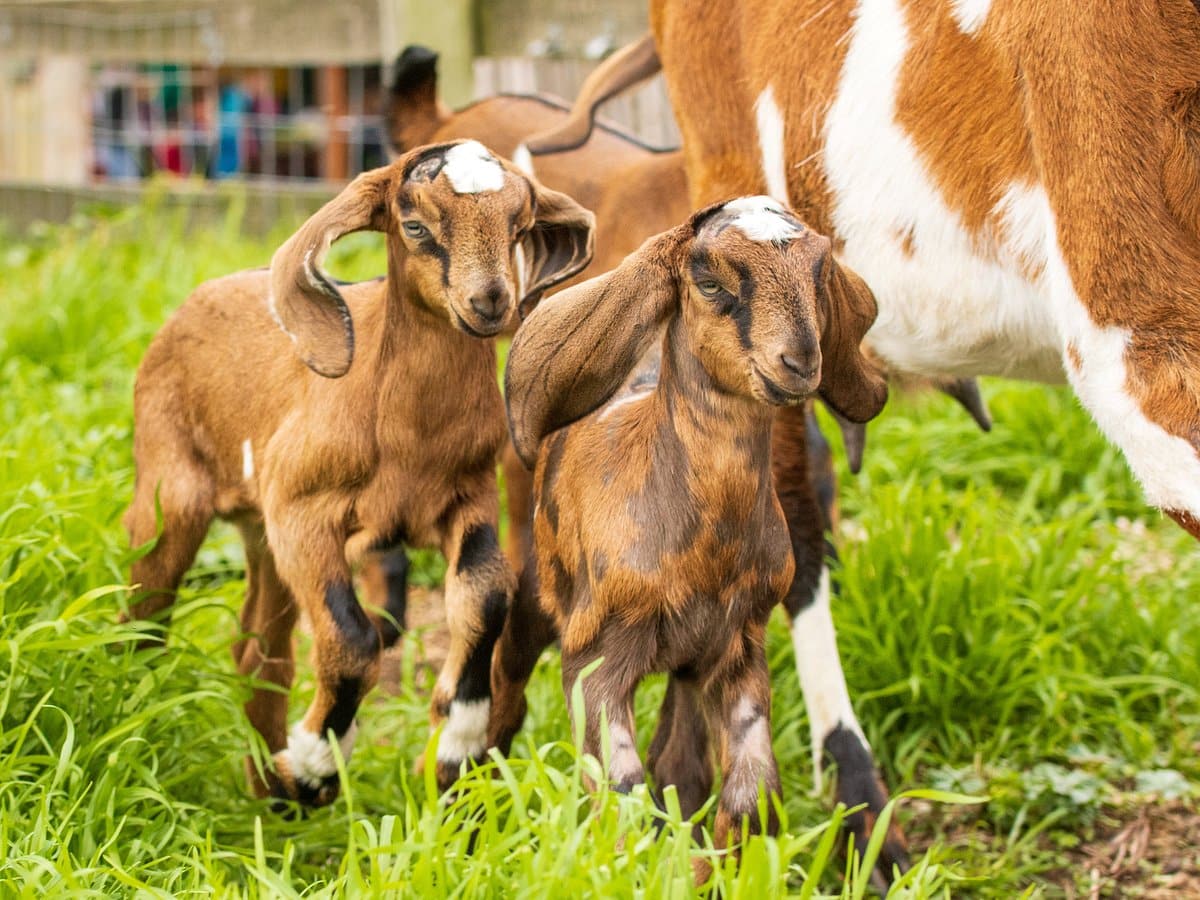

820,0,1064,384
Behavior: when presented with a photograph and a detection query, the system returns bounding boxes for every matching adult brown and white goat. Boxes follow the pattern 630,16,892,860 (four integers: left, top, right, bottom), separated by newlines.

519,0,1200,880
123,140,594,804
494,197,887,863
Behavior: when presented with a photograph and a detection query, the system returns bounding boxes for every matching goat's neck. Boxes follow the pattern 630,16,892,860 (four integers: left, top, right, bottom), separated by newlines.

370,239,496,363
654,319,775,490
364,240,499,421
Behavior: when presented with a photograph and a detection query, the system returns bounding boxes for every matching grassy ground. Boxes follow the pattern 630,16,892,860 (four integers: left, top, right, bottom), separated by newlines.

1,202,1196,897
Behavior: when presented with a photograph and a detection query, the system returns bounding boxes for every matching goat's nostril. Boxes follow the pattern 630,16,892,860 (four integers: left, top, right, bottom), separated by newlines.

780,352,817,378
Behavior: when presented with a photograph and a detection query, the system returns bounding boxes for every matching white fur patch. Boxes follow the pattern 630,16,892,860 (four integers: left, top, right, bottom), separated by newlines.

442,140,505,194
598,389,653,422
790,568,867,793
436,698,490,762
241,439,254,480
724,195,802,243
822,0,1062,381
513,242,528,300
754,85,790,205
282,721,357,788
949,0,992,35
511,143,534,176
1043,207,1200,518
607,720,642,784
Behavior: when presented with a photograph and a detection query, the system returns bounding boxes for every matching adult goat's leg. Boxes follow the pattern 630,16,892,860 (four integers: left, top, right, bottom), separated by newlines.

773,404,910,884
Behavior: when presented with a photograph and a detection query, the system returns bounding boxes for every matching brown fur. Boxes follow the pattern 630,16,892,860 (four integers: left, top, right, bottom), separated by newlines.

123,141,594,805
647,0,1200,507
384,46,691,573
493,200,886,862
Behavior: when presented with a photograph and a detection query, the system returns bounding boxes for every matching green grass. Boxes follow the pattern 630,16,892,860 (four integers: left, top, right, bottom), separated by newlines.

1,202,1196,897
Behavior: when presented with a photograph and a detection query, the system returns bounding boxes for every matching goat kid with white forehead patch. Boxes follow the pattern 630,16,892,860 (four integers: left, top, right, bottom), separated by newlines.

497,197,886,862
123,140,594,805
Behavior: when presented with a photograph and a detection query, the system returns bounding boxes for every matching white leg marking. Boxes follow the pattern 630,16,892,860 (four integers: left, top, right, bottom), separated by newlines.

607,720,642,784
791,567,866,794
1042,204,1200,518
281,721,358,787
442,140,505,194
241,439,254,480
754,85,790,206
436,698,490,762
823,0,1061,381
511,142,534,176
948,0,992,35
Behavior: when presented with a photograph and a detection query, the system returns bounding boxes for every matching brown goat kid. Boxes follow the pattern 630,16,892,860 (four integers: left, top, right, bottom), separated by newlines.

495,198,887,863
124,140,594,804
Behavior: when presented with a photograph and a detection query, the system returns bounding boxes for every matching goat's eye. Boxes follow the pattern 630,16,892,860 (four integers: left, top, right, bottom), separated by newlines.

696,279,722,296
402,221,428,239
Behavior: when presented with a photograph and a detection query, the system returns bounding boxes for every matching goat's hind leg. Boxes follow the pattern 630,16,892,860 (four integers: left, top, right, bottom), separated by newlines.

646,674,712,821
360,545,410,649
122,445,214,638
488,560,557,754
233,522,300,800
432,503,514,791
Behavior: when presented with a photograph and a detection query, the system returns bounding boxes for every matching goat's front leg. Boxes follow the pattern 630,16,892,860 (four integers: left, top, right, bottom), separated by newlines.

431,499,514,791
266,512,379,808
562,646,643,794
707,630,781,851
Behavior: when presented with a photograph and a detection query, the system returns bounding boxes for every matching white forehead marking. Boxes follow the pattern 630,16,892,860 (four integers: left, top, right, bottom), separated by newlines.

724,195,802,243
442,140,505,194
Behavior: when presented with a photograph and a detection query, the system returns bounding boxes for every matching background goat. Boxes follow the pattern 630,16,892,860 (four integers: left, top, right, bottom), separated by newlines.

495,197,888,868
123,140,593,804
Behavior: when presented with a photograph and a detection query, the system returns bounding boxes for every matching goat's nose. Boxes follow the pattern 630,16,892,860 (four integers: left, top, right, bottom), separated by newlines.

780,350,819,380
469,281,511,321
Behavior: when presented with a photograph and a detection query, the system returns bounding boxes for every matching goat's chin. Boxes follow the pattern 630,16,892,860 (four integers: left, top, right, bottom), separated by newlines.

452,310,507,339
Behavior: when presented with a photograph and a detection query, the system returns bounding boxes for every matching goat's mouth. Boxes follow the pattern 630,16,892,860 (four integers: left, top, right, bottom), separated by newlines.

453,310,507,339
752,365,812,406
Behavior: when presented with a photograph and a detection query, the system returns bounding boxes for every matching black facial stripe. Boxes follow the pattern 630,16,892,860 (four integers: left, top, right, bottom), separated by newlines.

457,523,501,575
324,581,378,659
427,239,450,286
731,259,756,349
454,589,507,702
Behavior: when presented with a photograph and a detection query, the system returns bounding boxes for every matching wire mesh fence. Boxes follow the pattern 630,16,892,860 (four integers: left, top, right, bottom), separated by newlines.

0,0,676,228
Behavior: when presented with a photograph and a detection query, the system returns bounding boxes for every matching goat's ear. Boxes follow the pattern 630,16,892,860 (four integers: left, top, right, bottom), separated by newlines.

517,183,596,317
506,226,684,467
816,255,889,423
385,45,444,156
269,167,392,377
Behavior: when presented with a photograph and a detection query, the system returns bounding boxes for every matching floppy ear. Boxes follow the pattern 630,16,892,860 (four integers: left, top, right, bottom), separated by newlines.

269,167,392,377
816,254,889,423
517,182,596,317
506,226,684,467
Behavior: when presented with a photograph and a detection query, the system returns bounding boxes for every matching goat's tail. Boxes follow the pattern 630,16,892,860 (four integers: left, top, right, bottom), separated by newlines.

524,33,661,156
